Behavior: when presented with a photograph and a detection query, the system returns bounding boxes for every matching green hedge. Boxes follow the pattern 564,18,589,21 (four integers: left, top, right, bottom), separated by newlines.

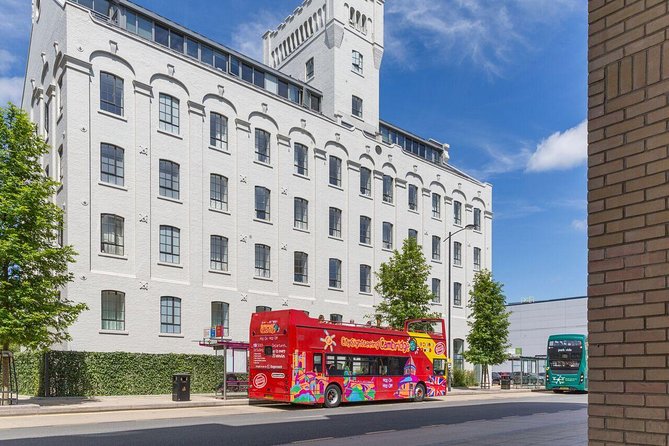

15,351,226,397
452,368,478,387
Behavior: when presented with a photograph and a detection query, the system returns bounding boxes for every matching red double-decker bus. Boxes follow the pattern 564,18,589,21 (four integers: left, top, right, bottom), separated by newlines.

249,309,447,408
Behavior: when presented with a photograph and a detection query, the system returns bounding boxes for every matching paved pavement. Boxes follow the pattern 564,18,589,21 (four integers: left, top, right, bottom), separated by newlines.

0,392,587,446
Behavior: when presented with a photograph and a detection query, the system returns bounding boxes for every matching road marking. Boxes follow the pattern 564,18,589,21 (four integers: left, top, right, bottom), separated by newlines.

292,437,334,444
365,429,396,435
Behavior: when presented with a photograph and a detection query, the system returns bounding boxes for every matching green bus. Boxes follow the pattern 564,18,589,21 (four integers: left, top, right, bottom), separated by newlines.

545,334,588,393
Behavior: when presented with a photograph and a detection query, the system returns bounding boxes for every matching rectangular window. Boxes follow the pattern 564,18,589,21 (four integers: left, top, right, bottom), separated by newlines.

360,216,371,245
352,95,363,118
432,193,441,219
432,236,441,261
101,143,124,186
254,69,265,88
101,290,125,331
101,214,124,256
201,45,214,65
211,302,230,337
155,23,170,47
294,143,308,176
474,247,481,271
474,208,482,231
170,31,184,53
44,100,50,137
265,74,278,94
210,113,228,150
159,160,180,199
408,229,418,240
408,184,418,211
186,37,199,59
383,222,393,250
57,146,64,182
255,129,271,164
210,174,229,211
454,282,462,307
432,278,441,303
158,93,180,134
360,265,371,293
242,63,254,83
160,296,181,334
329,207,342,238
288,84,301,103
100,72,124,115
454,201,462,226
360,167,371,196
294,251,308,283
294,198,309,230
329,156,342,187
214,51,228,71
210,235,229,271
352,51,363,74
255,186,271,221
453,241,462,266
305,57,314,79
383,175,394,203
159,225,180,264
255,244,271,278
329,258,342,289
126,10,152,40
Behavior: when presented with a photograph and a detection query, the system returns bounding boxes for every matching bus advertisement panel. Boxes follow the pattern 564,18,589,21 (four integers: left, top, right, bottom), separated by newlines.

249,310,447,407
545,334,588,392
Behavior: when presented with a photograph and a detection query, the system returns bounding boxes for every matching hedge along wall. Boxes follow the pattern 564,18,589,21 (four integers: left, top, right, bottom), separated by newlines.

14,351,226,397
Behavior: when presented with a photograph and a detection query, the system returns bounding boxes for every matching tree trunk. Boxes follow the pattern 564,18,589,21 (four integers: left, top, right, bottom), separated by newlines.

1,342,9,406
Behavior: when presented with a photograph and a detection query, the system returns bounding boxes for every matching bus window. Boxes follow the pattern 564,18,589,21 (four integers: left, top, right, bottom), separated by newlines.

313,353,323,373
433,359,446,376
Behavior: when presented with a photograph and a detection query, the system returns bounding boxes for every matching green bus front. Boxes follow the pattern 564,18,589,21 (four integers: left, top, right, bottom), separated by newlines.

545,334,588,392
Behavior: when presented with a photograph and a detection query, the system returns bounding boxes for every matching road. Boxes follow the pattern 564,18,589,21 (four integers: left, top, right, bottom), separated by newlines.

0,392,587,446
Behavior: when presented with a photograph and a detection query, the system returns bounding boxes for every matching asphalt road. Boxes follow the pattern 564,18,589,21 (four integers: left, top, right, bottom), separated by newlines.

0,393,587,446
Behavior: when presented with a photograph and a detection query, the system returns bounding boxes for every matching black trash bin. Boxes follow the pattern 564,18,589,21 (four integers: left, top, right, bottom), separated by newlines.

500,377,511,390
172,373,191,401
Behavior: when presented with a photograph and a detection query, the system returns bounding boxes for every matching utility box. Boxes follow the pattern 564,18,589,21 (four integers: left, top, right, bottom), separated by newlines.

172,373,191,401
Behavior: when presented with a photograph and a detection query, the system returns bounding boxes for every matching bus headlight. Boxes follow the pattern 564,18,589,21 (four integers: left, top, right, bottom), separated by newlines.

580,373,584,383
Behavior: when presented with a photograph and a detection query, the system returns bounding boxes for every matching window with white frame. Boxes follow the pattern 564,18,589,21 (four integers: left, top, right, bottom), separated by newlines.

408,184,418,211
57,146,64,182
352,95,363,118
360,167,371,196
432,278,441,303
454,200,462,225
158,93,179,133
160,296,181,334
255,186,271,221
101,214,124,256
210,112,228,150
255,244,271,278
352,50,363,74
474,208,482,231
432,236,441,261
474,247,481,271
211,301,229,336
255,128,271,164
210,174,228,211
360,216,371,245
159,225,180,264
360,264,371,293
408,229,418,240
305,57,314,79
329,156,342,187
294,197,308,230
453,241,462,266
383,175,393,203
294,251,308,284
159,160,180,199
454,282,462,307
100,143,124,186
294,143,308,176
432,193,441,219
210,235,229,271
100,72,124,115
329,207,342,238
101,290,125,331
382,222,393,249
329,258,342,289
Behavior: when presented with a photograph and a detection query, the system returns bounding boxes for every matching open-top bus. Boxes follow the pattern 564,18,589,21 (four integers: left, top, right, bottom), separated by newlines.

545,334,588,393
249,309,447,407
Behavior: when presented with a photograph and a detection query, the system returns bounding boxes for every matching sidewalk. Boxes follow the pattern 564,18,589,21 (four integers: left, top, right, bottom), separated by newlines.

0,386,537,417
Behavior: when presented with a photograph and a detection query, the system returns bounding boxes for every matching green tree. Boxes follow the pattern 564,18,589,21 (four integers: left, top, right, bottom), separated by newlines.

0,104,86,399
463,270,510,388
373,237,439,329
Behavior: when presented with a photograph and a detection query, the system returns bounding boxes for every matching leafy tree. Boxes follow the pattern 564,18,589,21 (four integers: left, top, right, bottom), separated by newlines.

463,270,510,388
0,104,86,398
373,237,439,329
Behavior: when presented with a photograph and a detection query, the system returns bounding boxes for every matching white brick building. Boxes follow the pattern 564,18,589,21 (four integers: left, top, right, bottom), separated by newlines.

22,0,492,357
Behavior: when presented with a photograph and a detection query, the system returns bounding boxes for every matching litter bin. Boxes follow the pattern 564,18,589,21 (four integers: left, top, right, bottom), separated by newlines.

500,377,511,390
172,373,191,401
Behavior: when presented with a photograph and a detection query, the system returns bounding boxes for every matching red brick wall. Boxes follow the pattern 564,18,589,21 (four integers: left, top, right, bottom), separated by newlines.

588,0,669,444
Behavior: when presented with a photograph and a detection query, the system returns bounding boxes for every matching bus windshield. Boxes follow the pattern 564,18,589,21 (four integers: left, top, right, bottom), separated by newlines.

548,339,583,372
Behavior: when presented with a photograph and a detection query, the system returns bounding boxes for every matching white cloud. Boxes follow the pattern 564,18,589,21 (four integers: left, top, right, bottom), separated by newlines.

0,77,24,106
571,219,587,232
0,49,17,74
0,0,31,35
526,120,587,172
229,12,282,62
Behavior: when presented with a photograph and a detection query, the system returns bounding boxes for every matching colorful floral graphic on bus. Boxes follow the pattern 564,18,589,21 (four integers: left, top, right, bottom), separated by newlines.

343,372,376,402
320,330,337,352
427,375,447,397
290,351,326,404
395,356,419,398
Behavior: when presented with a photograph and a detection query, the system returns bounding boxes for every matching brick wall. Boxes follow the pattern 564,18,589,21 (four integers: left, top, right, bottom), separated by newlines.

588,0,669,444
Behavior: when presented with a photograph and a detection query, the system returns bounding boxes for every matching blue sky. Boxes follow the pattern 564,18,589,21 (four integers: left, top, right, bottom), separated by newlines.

0,0,588,303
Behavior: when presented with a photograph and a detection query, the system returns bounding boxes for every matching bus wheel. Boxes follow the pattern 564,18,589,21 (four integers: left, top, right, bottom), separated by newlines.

553,389,563,394
414,383,426,402
324,385,341,408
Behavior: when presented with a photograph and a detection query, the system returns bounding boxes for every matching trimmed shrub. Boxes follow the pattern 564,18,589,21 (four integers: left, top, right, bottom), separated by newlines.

452,368,478,387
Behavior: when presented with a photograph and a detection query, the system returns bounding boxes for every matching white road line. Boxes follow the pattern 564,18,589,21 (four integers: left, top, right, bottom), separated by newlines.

365,429,396,435
292,437,335,444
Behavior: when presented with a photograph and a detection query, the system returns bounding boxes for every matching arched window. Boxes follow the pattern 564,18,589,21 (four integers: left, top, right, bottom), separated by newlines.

160,296,181,334
211,301,229,336
101,290,125,331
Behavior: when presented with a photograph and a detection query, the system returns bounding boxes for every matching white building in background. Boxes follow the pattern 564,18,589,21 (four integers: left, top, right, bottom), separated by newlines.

22,0,492,356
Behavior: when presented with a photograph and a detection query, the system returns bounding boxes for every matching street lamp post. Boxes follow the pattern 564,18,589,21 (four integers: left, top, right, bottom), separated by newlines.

445,224,476,391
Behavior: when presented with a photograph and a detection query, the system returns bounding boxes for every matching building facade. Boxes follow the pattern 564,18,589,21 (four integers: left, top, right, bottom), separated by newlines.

22,0,492,355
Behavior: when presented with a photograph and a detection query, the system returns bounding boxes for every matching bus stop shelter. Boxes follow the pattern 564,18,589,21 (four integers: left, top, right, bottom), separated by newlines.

200,336,249,400
508,355,546,388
